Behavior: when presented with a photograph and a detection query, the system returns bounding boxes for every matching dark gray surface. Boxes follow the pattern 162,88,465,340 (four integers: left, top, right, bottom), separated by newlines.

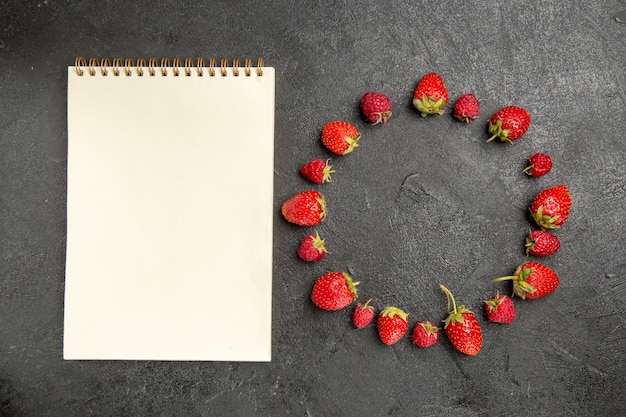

1,1,625,416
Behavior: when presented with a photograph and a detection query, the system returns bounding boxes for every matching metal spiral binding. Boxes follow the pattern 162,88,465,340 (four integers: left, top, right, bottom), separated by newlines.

74,56,265,77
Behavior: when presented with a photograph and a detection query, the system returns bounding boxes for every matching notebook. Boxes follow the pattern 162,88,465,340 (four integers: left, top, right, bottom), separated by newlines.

64,57,275,361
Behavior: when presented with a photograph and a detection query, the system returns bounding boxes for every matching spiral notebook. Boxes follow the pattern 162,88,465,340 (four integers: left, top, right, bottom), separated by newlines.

64,57,275,361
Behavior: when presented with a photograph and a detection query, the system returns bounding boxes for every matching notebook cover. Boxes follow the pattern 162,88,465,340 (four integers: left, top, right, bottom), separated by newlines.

64,64,275,361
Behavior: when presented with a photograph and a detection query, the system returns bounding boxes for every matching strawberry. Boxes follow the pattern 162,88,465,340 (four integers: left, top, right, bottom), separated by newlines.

321,121,361,155
525,229,560,257
487,105,531,144
439,285,482,356
352,298,375,328
529,184,572,230
411,321,439,348
311,272,359,311
297,231,327,262
413,72,448,116
377,306,409,345
523,153,553,177
301,159,334,184
484,291,516,324
361,92,393,125
281,190,327,227
453,93,480,123
493,262,559,299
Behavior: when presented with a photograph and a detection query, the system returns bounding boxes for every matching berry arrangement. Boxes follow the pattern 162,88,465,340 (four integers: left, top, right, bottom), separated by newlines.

282,72,572,355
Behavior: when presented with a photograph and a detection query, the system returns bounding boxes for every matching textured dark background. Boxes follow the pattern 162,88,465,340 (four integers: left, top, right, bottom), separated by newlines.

1,1,625,416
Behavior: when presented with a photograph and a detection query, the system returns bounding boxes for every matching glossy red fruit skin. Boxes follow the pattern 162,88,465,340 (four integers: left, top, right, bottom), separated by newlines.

524,153,553,177
487,106,531,143
411,321,439,348
301,159,333,184
517,262,559,299
484,293,516,324
361,92,393,125
281,190,327,227
440,285,482,356
297,232,327,262
453,93,480,123
494,262,560,299
412,73,448,116
377,306,409,345
445,312,482,356
530,184,572,230
526,230,560,256
321,121,361,155
352,299,375,328
311,272,358,311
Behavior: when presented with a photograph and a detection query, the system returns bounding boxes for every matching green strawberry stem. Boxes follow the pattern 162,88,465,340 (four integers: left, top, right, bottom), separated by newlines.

493,266,536,299
531,205,560,230
322,160,335,182
440,285,471,328
439,284,457,314
316,196,328,220
414,95,446,117
311,231,327,252
380,305,408,320
342,135,361,155
492,275,518,282
485,290,504,309
486,118,513,144
343,272,360,299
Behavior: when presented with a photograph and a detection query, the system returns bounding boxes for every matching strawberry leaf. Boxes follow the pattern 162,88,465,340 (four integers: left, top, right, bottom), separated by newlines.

514,280,536,299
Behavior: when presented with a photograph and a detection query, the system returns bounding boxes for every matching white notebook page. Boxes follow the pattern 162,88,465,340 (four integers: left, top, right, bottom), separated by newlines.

64,64,274,361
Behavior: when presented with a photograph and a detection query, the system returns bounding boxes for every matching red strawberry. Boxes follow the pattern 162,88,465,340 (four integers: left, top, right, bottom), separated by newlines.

311,272,359,311
377,306,409,345
529,184,572,230
493,262,559,299
352,298,375,328
413,72,448,116
297,231,328,262
361,92,393,125
411,321,439,348
523,153,553,177
487,106,531,144
321,121,361,155
439,285,482,356
281,190,327,226
301,159,334,184
484,292,516,324
453,93,480,123
525,229,560,257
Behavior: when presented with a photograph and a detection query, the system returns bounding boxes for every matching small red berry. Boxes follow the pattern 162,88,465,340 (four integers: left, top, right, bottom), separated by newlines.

311,272,359,311
281,190,327,227
361,92,393,125
321,121,361,155
297,231,328,262
525,229,560,257
352,299,375,328
440,285,482,356
523,153,553,177
493,262,559,299
412,72,448,116
529,184,572,230
453,93,480,123
411,321,439,348
484,292,516,324
487,106,531,144
301,159,334,184
377,306,409,345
